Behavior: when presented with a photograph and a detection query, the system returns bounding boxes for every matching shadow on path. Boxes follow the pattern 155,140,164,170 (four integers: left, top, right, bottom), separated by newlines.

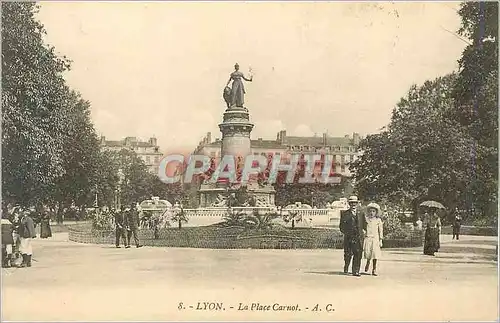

305,271,347,276
384,258,496,265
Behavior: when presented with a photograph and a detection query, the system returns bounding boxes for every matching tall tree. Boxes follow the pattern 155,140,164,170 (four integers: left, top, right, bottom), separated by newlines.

450,2,498,218
353,75,472,212
2,2,72,206
50,92,102,210
2,3,104,212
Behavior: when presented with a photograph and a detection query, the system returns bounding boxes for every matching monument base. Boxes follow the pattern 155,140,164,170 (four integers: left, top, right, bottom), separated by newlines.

198,182,276,207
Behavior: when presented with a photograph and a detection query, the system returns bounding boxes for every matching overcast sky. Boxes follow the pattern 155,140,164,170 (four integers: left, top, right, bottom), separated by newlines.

38,1,466,153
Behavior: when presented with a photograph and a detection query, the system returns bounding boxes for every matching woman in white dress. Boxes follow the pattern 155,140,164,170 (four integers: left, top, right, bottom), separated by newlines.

363,202,384,276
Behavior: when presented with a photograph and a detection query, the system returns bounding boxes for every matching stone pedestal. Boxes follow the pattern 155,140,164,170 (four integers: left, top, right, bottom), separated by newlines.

198,105,276,207
219,106,254,159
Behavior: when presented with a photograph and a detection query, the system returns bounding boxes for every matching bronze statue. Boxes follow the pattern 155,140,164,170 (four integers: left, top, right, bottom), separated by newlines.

224,63,253,108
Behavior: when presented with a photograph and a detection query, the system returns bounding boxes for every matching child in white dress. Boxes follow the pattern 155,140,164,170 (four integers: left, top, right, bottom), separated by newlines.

363,202,384,276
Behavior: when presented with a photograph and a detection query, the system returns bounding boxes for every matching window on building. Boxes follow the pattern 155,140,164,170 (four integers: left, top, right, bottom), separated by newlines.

154,156,160,164
146,156,151,164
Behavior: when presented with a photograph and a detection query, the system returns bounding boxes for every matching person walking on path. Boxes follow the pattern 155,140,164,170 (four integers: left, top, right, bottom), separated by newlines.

339,196,366,277
125,203,142,249
18,210,36,267
363,203,384,276
39,208,52,239
113,207,127,248
452,208,462,240
423,209,441,256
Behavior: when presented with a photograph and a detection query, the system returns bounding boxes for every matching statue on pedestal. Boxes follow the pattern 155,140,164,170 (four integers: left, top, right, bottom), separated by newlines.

224,63,253,109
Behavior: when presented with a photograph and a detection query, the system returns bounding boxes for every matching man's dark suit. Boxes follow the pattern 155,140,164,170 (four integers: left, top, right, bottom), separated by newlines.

114,210,126,247
125,208,141,247
339,208,366,275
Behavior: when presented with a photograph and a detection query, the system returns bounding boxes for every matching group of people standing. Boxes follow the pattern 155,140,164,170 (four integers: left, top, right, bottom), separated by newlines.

339,195,456,276
1,207,44,268
110,203,143,249
340,196,384,277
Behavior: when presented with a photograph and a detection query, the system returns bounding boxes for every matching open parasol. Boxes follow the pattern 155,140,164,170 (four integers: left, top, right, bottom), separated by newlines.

419,200,445,209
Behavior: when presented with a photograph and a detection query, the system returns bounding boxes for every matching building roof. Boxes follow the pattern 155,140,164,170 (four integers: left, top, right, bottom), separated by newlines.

200,141,221,148
103,140,156,148
284,136,352,147
251,139,285,149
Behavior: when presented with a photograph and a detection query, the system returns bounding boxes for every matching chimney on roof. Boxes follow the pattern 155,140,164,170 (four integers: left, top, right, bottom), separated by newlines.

322,133,327,146
124,137,135,146
279,130,286,144
149,137,157,146
100,136,106,145
353,132,360,145
258,137,263,141
207,132,212,143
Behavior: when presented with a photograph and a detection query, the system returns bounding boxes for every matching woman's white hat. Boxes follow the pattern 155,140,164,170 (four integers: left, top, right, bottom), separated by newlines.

366,202,381,214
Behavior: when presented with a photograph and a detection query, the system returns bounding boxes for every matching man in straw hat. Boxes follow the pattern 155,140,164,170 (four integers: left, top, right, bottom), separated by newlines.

339,195,366,277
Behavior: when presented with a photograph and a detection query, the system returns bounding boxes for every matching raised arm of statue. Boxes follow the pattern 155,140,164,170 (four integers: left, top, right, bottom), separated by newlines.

242,75,253,82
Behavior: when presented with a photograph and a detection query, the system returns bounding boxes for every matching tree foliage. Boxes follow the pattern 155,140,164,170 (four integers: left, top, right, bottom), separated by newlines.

353,75,471,211
353,2,498,223
1,2,100,208
451,2,498,219
1,3,180,212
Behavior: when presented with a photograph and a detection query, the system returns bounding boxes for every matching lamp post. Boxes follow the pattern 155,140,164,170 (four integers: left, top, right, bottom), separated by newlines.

94,184,98,208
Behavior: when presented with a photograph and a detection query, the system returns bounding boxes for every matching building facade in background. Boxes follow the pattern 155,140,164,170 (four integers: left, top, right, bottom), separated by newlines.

100,136,163,174
194,130,361,177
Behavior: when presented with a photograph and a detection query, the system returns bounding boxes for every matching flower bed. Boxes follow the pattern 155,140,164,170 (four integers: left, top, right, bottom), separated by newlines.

68,222,422,249
68,222,345,249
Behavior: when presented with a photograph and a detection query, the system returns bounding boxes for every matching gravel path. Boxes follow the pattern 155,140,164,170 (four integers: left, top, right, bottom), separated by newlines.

2,234,497,321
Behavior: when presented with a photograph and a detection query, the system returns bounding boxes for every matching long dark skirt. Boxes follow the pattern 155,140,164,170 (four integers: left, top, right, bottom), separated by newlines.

40,220,52,239
423,227,440,255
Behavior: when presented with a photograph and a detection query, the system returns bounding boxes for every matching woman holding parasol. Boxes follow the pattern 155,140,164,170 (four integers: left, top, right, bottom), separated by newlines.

420,201,444,256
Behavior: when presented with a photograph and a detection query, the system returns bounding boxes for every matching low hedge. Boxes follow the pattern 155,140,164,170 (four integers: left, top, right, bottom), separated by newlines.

68,223,422,249
441,225,497,236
